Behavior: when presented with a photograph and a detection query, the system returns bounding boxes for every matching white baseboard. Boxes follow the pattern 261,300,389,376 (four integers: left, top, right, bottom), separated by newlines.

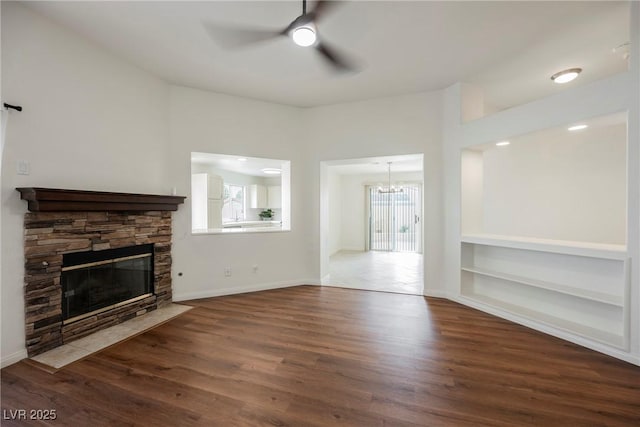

423,289,449,298
340,247,365,252
452,295,640,367
1,349,28,368
320,274,331,285
173,279,314,302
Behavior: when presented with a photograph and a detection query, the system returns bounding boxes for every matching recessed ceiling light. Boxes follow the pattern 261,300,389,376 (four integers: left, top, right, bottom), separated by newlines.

496,141,510,147
261,168,281,175
237,158,247,162
551,68,582,84
568,124,588,131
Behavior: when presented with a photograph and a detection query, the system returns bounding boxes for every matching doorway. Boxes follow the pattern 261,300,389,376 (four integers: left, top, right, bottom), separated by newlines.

367,184,422,253
321,154,424,295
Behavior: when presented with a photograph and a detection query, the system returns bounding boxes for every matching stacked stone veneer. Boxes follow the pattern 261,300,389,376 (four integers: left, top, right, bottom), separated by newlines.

24,211,173,357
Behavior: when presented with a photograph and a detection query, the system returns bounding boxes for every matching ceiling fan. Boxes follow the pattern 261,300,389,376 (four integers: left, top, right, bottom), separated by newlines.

204,0,358,73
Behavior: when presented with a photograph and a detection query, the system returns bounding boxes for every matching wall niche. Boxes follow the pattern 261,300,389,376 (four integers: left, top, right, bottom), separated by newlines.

459,112,629,351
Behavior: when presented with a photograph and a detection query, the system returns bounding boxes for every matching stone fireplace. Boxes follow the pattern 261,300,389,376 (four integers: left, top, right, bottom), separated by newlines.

17,188,185,357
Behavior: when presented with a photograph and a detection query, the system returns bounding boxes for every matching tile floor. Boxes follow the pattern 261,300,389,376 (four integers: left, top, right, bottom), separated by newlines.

31,303,192,369
326,250,423,295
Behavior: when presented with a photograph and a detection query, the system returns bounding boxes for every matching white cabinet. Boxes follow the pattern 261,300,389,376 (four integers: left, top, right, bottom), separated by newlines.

267,185,281,209
460,235,628,348
191,173,208,230
207,174,223,228
250,184,280,209
249,184,268,209
207,174,223,200
207,199,222,229
192,173,223,230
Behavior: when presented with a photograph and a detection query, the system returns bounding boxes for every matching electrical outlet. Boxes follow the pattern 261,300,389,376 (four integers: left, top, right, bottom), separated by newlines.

224,267,232,277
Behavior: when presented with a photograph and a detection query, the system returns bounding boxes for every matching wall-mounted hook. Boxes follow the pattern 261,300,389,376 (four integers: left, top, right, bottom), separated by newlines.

3,103,22,112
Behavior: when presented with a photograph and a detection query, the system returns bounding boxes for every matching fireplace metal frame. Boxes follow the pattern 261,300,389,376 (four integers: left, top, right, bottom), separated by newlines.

61,244,155,325
63,292,154,325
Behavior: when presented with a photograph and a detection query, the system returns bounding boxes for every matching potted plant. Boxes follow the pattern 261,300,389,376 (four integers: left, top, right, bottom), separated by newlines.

259,209,274,221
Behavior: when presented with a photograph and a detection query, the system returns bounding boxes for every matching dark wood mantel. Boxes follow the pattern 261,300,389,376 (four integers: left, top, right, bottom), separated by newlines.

16,187,186,212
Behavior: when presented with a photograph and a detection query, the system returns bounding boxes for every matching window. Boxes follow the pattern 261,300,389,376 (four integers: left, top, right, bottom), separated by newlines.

190,152,291,233
222,184,245,222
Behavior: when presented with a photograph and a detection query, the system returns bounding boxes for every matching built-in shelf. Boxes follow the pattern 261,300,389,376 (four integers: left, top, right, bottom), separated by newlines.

460,238,629,350
461,234,627,260
460,266,624,307
460,124,630,357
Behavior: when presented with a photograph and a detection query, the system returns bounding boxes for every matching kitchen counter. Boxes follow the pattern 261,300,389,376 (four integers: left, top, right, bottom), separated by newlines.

222,220,281,228
192,220,287,235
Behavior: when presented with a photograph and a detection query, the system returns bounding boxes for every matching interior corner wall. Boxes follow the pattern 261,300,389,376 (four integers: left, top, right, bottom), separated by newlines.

626,0,639,360
441,84,465,299
167,85,312,301
304,92,443,296
1,2,171,366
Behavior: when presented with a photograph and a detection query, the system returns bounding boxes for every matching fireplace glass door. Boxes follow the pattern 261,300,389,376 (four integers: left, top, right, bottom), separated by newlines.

61,245,154,322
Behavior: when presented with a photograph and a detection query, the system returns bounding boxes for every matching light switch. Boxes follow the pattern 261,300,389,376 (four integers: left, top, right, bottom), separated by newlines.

17,160,30,175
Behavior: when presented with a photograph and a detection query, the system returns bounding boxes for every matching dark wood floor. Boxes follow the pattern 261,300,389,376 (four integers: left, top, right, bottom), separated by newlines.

2,285,639,426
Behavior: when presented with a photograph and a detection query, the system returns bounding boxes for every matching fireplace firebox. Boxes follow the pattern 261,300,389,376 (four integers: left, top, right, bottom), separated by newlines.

61,244,154,323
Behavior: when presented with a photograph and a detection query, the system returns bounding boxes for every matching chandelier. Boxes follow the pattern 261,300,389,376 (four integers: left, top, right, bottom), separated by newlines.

377,162,404,194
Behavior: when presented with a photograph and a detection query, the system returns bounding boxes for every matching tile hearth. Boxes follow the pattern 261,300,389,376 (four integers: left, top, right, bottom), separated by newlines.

31,303,191,370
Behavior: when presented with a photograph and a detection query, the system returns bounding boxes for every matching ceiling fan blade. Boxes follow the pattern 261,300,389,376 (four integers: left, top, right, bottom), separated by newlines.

280,14,310,37
203,22,285,49
309,0,339,21
315,41,358,73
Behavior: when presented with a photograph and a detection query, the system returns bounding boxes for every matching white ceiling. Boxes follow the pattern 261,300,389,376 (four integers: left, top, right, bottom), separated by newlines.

24,1,630,109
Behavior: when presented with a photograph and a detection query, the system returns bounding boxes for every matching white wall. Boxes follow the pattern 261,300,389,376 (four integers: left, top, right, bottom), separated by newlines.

335,171,423,252
168,85,312,301
339,173,366,252
327,169,342,256
1,3,171,366
481,123,626,244
460,150,483,234
306,92,443,296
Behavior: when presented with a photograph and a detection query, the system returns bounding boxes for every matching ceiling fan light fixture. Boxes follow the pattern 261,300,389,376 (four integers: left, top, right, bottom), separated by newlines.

551,68,582,84
292,25,316,47
261,168,281,175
